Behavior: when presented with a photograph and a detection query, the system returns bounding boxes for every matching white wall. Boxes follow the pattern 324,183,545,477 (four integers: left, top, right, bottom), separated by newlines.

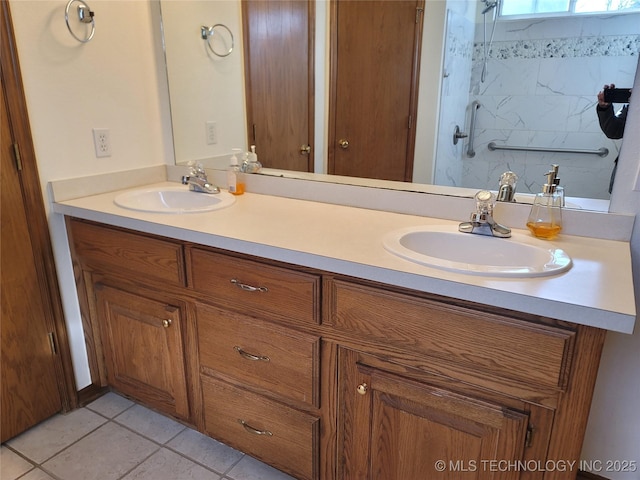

581,58,640,479
8,0,640,472
161,0,247,163
10,0,173,388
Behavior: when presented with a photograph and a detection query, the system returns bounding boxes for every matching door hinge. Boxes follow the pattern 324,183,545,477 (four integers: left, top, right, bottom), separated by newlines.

48,332,58,355
525,424,534,448
416,7,424,23
12,143,23,171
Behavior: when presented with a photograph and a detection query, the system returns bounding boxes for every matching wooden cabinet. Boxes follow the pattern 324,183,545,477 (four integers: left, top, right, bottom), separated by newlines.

339,348,535,480
202,375,320,480
330,279,603,480
68,219,192,422
188,247,321,326
94,283,190,420
190,248,323,479
67,219,607,480
196,303,320,408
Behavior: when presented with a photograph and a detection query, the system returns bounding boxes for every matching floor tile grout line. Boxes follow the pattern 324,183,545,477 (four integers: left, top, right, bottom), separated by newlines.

98,410,240,479
3,412,107,470
85,397,137,421
95,400,249,478
6,402,134,470
5,446,67,480
4,396,290,480
113,442,163,480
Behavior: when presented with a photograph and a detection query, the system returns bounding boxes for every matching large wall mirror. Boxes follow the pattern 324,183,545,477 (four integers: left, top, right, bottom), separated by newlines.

159,0,639,211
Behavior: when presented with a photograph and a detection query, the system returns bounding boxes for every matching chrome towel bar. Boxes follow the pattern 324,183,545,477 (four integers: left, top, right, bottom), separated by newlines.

488,142,609,157
466,101,481,158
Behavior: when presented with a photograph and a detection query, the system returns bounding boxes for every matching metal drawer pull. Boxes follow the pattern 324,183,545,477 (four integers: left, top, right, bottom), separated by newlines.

234,346,270,362
238,419,273,436
230,279,268,293
162,319,172,328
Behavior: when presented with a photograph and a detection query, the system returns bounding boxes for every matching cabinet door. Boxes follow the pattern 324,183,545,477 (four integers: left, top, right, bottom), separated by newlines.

95,284,189,420
339,349,529,480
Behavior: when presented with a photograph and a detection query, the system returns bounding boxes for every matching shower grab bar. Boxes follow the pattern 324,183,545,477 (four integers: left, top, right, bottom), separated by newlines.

487,142,609,157
466,101,481,158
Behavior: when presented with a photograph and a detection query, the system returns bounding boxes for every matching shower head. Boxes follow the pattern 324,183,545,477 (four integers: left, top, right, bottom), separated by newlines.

481,0,498,14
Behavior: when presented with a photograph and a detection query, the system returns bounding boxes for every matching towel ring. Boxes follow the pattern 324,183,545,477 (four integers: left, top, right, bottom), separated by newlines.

201,24,234,58
65,0,95,43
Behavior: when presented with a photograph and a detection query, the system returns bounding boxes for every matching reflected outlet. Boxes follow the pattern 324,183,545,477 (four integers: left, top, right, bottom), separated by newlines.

206,121,217,145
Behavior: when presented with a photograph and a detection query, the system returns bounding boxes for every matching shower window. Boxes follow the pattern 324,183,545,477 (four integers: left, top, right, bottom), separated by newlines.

501,0,640,17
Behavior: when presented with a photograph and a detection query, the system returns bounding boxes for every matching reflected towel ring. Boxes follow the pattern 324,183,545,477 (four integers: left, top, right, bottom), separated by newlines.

201,24,234,58
65,0,95,43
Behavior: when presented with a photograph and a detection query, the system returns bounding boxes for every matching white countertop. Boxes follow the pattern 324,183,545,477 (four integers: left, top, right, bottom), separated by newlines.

52,180,636,334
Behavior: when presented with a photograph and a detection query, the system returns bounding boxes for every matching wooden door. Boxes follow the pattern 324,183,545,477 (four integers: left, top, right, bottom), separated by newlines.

1,75,63,442
243,0,314,172
95,284,190,421
339,349,530,479
329,0,424,181
1,1,74,441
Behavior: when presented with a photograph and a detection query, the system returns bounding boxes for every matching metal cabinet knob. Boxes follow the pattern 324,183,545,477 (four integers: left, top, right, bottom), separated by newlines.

339,139,349,149
162,319,172,328
300,144,311,155
356,383,368,395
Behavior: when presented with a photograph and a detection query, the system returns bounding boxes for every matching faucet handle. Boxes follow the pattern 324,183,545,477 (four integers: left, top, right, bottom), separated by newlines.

194,162,206,176
187,161,207,178
475,190,494,215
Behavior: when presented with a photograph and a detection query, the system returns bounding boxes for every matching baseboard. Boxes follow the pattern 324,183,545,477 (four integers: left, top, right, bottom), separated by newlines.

578,471,610,480
77,384,109,407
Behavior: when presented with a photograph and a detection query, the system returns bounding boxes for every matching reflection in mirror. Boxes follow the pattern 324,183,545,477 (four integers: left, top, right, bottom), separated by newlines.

160,0,639,209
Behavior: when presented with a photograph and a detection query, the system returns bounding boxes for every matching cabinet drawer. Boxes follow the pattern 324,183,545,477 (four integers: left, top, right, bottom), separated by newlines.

69,219,185,287
188,248,321,325
202,376,319,480
197,303,320,407
330,280,576,390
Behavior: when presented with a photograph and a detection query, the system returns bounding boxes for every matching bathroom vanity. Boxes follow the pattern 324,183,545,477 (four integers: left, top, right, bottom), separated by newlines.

54,177,636,480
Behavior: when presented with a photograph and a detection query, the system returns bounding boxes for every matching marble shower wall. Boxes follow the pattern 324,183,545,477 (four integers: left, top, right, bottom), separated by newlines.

461,13,639,200
434,8,475,187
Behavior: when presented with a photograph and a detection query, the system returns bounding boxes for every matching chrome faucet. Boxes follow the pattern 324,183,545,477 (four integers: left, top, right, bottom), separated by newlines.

459,190,511,238
181,163,219,194
496,171,518,202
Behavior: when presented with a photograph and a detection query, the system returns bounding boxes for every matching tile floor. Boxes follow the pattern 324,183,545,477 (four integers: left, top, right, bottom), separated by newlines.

1,392,295,480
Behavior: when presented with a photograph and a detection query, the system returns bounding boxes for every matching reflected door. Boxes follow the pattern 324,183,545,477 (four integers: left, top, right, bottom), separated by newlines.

329,0,424,181
243,0,314,172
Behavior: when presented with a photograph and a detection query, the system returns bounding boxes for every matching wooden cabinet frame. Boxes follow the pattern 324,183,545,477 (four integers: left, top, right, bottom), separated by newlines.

67,218,606,480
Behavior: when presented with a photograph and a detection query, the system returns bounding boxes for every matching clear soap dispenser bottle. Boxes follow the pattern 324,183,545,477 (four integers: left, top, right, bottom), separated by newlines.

242,145,262,173
227,149,245,195
527,165,562,239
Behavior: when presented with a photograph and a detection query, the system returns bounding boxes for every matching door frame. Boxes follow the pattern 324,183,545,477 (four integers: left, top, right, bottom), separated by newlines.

1,1,76,411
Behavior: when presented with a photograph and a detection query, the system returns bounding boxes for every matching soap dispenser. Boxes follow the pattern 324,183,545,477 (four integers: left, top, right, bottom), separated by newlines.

227,149,245,195
242,145,262,173
527,165,562,239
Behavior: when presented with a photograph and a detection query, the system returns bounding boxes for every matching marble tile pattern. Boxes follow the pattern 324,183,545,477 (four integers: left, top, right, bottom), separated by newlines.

434,9,475,187
439,12,640,199
1,392,295,480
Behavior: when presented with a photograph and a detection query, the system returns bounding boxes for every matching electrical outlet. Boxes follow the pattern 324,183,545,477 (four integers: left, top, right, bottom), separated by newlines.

92,128,111,158
205,121,217,145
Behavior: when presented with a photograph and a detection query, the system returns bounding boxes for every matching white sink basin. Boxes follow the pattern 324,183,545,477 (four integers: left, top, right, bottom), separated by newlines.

114,185,235,213
383,225,572,278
